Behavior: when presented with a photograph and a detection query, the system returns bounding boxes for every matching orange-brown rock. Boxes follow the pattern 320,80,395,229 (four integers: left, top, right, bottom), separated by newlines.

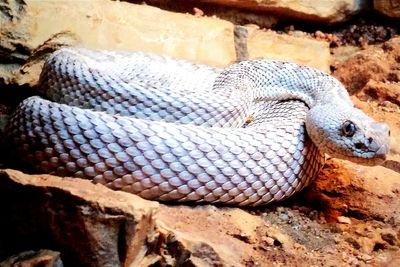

333,37,400,96
374,0,400,18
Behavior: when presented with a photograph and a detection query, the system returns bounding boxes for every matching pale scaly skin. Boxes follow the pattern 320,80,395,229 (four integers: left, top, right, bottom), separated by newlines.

4,48,390,206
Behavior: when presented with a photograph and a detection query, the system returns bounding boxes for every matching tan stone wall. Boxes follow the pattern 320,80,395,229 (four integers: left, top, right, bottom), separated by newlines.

1,0,331,86
25,0,236,66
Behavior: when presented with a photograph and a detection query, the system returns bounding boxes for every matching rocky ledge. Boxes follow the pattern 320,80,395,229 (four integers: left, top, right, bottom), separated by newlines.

0,0,399,266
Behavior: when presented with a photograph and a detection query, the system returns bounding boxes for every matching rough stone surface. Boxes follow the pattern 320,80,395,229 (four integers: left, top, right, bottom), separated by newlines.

182,0,368,23
0,0,236,86
0,169,159,267
0,0,331,88
333,37,400,96
134,0,279,29
246,28,331,73
1,159,400,266
0,249,63,267
374,0,400,18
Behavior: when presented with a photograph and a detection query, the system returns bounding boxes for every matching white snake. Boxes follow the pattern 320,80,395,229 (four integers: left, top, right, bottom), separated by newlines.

4,47,390,206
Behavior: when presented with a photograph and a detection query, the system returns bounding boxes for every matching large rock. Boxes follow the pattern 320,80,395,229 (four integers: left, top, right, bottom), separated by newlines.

0,0,236,86
1,167,400,266
0,0,331,88
0,169,159,266
374,0,400,18
169,0,368,23
246,28,331,73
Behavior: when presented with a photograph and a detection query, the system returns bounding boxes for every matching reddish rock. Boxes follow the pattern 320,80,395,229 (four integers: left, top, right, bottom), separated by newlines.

374,0,400,18
333,37,400,96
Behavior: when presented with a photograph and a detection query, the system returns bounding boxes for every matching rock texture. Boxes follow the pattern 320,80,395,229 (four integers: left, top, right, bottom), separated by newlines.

0,0,331,88
246,28,331,73
374,0,400,18
0,0,235,86
0,250,63,267
0,169,159,267
149,0,368,23
1,167,400,266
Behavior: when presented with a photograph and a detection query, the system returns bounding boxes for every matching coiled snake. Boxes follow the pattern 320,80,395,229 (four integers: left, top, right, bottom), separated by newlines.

4,48,390,206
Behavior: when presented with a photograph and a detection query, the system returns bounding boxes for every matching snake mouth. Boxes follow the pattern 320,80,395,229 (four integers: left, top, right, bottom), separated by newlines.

347,144,388,166
354,137,389,161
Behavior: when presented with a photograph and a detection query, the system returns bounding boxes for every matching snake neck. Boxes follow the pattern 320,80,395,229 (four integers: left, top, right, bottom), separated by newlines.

214,60,353,109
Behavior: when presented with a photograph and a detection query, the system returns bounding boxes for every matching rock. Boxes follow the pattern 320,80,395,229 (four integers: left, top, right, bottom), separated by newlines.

333,37,400,95
0,0,332,90
144,0,279,29
0,0,333,90
374,0,400,18
246,28,331,73
330,21,398,47
337,216,352,224
177,0,368,23
0,0,235,86
362,80,400,106
304,158,400,223
0,250,63,267
0,169,159,266
1,168,400,265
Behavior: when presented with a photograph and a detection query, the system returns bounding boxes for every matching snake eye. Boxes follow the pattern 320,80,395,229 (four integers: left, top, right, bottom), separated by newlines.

341,121,356,137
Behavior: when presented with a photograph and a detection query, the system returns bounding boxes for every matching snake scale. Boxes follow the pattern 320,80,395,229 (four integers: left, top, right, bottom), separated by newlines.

4,48,390,206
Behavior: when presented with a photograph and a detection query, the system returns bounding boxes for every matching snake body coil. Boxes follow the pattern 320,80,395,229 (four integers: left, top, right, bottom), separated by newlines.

4,48,390,206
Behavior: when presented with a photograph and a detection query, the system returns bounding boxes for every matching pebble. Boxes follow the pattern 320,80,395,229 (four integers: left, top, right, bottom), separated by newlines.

337,216,352,224
279,213,289,221
264,237,275,246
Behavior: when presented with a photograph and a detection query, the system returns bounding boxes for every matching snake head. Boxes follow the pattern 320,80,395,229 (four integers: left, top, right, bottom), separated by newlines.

306,104,390,166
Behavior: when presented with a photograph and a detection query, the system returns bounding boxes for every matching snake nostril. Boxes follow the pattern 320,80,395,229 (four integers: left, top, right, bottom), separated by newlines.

368,137,373,144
